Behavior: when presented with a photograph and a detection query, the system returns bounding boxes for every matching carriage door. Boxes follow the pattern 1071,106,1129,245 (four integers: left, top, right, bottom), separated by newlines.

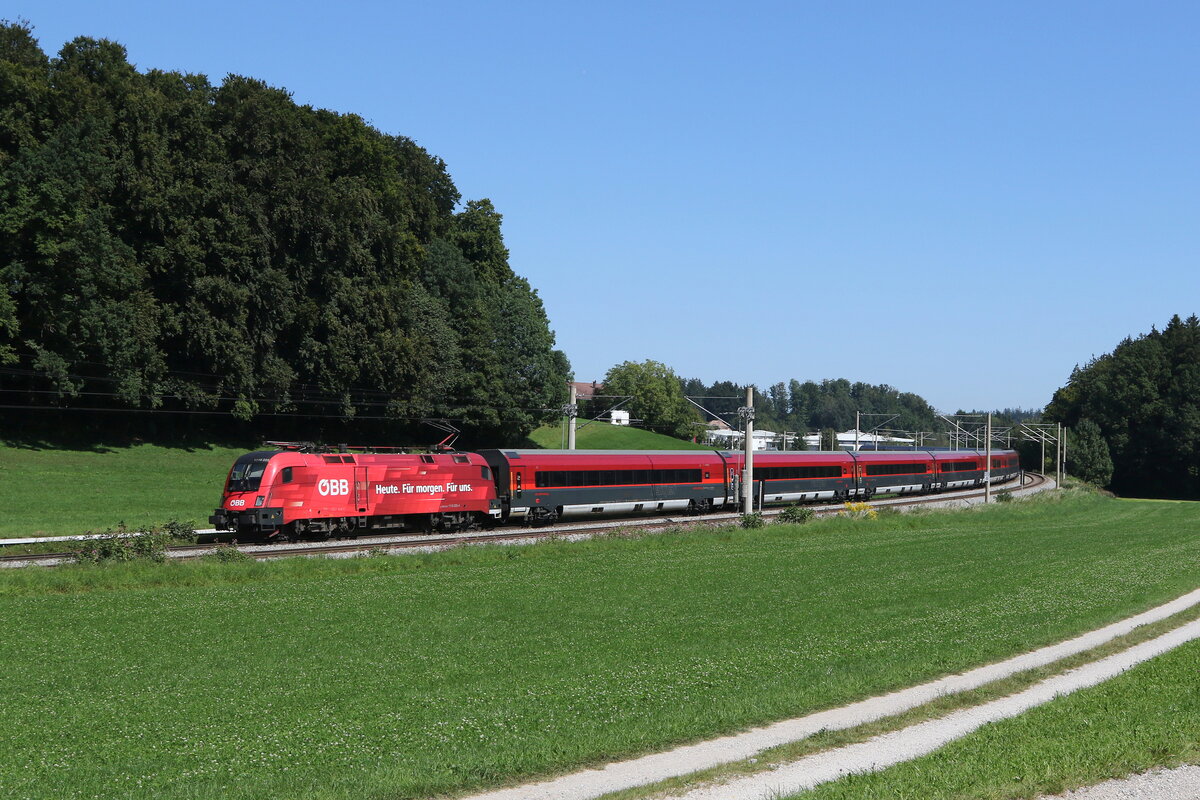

354,467,368,513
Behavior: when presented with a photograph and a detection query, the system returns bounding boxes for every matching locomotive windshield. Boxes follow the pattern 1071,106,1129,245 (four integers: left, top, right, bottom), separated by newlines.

227,456,270,493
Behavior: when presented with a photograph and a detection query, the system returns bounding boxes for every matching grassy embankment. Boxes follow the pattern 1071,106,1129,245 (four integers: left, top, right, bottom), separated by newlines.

525,421,711,449
2,491,1198,799
0,442,248,538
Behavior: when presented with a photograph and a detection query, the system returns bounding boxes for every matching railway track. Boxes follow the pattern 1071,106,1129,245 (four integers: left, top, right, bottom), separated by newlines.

0,473,1051,568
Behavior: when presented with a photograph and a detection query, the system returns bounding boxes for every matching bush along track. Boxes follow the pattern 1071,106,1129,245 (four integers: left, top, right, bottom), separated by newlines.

69,520,197,564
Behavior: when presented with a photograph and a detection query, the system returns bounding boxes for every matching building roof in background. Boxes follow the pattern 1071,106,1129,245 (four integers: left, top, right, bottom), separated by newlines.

571,381,602,400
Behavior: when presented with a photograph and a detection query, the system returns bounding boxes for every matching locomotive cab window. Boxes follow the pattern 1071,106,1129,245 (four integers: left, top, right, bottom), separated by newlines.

281,467,293,484
227,457,270,492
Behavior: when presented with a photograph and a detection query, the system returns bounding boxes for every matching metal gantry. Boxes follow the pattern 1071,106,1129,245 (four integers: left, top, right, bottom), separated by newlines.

1019,423,1065,487
854,412,900,451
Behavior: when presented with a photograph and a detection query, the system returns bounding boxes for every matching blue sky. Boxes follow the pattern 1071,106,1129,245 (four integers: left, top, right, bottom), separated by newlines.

18,1,1200,411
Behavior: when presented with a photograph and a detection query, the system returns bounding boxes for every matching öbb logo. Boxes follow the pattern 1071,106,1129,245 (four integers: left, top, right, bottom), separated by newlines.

318,478,350,496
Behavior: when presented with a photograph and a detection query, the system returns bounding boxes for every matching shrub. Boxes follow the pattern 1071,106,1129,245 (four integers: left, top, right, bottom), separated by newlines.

202,545,253,563
71,526,172,564
777,505,814,525
739,513,765,529
162,519,199,543
996,491,1014,503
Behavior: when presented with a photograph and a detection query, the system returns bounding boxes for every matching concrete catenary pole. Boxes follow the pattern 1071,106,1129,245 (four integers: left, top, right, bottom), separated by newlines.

567,383,577,451
1058,423,1064,486
985,412,992,504
742,386,755,514
1063,426,1068,480
855,411,860,453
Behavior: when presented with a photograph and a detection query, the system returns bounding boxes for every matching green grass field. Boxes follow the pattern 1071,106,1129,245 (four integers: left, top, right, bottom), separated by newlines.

0,442,248,537
526,421,711,449
1,492,1198,799
794,635,1200,799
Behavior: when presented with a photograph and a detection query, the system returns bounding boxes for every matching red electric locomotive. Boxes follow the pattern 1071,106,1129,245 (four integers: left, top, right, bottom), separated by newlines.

209,444,500,540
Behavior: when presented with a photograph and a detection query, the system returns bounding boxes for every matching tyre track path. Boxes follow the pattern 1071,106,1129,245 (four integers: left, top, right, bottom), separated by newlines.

460,586,1200,800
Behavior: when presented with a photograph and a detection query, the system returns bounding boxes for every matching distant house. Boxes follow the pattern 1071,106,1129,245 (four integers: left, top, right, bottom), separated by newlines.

570,381,630,424
571,381,601,401
801,429,916,450
704,428,795,451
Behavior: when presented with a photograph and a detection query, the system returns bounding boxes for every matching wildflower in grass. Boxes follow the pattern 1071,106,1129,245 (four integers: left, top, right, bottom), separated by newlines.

842,501,877,520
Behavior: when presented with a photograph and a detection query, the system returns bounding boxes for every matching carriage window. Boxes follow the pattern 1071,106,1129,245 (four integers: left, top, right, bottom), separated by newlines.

865,463,927,476
760,466,842,480
533,468,702,488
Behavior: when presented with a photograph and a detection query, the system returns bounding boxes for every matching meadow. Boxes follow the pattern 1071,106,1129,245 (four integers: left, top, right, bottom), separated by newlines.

1,491,1197,799
0,442,247,537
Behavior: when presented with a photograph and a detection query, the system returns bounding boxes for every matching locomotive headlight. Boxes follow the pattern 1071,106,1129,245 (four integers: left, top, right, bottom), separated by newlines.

254,496,265,507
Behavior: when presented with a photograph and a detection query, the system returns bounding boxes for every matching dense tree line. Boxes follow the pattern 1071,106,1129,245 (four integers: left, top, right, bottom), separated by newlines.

1046,314,1200,498
0,21,569,445
588,365,945,443
679,376,940,437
